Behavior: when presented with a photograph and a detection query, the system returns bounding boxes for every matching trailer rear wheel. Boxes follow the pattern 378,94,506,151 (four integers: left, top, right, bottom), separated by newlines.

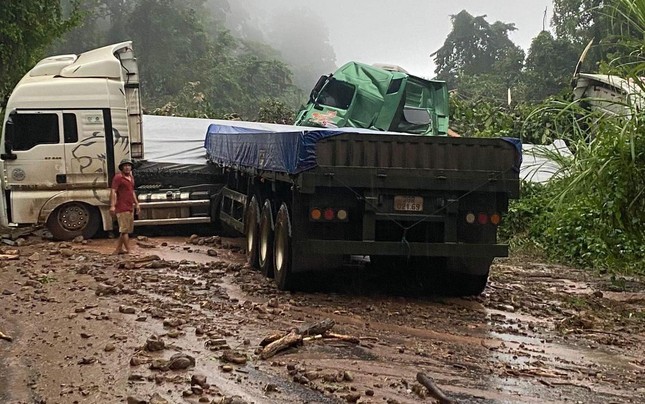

258,200,274,278
450,273,489,296
245,196,260,269
443,257,492,296
273,202,294,291
47,202,100,241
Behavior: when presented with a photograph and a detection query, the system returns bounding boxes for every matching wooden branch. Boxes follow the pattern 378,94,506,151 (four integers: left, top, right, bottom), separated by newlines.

416,372,456,404
324,332,360,344
259,329,302,359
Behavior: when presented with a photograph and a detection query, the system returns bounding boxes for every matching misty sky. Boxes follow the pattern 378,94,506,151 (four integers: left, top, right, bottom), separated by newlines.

248,0,554,79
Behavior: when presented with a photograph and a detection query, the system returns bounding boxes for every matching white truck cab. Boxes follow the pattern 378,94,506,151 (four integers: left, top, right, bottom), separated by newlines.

1,42,143,239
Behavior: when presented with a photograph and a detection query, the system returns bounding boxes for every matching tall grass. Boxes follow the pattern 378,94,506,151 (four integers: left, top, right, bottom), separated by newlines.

504,0,645,273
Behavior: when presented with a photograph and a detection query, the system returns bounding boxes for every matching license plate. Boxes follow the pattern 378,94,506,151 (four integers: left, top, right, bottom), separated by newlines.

394,196,423,212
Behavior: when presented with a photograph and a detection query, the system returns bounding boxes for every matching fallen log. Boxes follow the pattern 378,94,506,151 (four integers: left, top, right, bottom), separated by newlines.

259,329,302,359
299,318,335,336
416,372,456,404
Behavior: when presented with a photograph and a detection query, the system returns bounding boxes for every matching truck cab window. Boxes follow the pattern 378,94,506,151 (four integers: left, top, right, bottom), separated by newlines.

317,79,355,110
387,78,403,94
13,113,59,151
63,113,78,143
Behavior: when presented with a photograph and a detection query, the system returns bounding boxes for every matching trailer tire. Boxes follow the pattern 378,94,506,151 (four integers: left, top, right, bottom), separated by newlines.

258,200,274,278
442,257,492,296
273,202,294,291
245,196,261,269
451,273,489,296
47,202,101,241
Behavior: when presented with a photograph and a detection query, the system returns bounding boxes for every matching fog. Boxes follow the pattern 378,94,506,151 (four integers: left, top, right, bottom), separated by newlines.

228,0,553,79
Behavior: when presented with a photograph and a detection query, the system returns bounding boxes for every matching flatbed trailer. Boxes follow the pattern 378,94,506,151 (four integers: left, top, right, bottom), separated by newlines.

207,123,521,295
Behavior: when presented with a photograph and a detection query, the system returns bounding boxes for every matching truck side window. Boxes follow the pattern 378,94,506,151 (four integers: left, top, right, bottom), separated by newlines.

387,78,403,94
12,113,59,151
63,113,78,143
317,79,355,110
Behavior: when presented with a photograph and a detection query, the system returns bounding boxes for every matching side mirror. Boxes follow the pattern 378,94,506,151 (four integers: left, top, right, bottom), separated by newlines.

2,113,17,160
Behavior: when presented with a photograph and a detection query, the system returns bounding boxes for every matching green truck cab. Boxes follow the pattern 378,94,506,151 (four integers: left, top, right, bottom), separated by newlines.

295,62,450,136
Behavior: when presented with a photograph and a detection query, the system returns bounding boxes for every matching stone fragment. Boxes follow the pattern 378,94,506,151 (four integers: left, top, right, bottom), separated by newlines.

119,306,136,314
191,374,208,388
149,393,170,404
145,335,165,352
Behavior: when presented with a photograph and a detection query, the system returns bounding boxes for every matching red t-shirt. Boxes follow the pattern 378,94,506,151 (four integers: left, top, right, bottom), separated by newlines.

112,173,136,213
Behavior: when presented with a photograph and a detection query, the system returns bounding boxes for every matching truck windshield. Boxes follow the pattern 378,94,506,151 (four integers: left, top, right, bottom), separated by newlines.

316,79,355,110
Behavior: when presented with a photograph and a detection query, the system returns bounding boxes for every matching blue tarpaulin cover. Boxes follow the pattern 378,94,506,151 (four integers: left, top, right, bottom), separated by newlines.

205,122,381,174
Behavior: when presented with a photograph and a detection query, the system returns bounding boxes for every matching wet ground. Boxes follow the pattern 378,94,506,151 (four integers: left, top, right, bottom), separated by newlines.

0,234,643,403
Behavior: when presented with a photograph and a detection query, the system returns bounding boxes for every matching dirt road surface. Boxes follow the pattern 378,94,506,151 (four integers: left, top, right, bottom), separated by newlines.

1,234,643,403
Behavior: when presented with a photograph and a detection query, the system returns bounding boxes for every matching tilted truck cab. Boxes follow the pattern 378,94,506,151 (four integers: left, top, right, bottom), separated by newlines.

295,62,449,136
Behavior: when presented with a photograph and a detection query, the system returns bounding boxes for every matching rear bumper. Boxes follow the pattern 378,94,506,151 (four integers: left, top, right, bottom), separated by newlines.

296,240,508,258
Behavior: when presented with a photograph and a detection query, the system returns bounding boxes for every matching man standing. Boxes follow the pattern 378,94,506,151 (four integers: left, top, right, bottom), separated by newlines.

110,159,140,254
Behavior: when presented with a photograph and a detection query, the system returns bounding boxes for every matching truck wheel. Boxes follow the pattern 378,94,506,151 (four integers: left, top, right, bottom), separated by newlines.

443,257,492,296
273,202,294,290
452,273,489,296
258,200,274,278
245,196,260,269
46,202,100,241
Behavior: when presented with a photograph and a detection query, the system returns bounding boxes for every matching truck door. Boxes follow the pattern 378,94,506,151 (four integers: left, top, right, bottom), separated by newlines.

62,110,109,187
3,111,66,188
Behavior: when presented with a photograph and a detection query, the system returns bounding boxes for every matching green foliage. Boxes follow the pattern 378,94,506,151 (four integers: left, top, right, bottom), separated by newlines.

472,0,645,274
257,99,296,124
0,0,81,101
524,31,581,101
433,10,524,90
46,0,305,121
449,93,584,145
128,0,212,102
552,0,609,45
503,101,645,274
150,81,216,118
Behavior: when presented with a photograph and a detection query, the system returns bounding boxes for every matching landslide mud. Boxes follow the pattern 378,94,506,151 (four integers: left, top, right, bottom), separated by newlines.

1,234,643,403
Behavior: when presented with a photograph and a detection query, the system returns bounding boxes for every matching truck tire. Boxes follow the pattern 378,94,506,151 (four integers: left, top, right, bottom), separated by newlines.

258,200,274,278
245,196,260,269
451,273,489,296
443,257,492,296
46,202,101,241
273,202,294,290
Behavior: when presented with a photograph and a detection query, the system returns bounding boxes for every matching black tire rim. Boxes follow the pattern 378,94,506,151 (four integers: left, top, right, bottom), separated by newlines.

58,203,90,231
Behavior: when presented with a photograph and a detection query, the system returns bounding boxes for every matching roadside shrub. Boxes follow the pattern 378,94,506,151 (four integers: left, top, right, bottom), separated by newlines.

505,103,645,274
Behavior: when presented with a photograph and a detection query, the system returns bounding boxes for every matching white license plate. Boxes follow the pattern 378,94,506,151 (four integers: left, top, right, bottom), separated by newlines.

394,196,423,212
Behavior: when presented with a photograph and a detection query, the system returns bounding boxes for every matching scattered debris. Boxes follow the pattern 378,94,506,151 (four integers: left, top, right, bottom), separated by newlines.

0,330,13,342
416,372,456,404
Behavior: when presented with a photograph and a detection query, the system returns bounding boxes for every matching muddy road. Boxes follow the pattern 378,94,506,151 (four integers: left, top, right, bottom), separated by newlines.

1,234,643,403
